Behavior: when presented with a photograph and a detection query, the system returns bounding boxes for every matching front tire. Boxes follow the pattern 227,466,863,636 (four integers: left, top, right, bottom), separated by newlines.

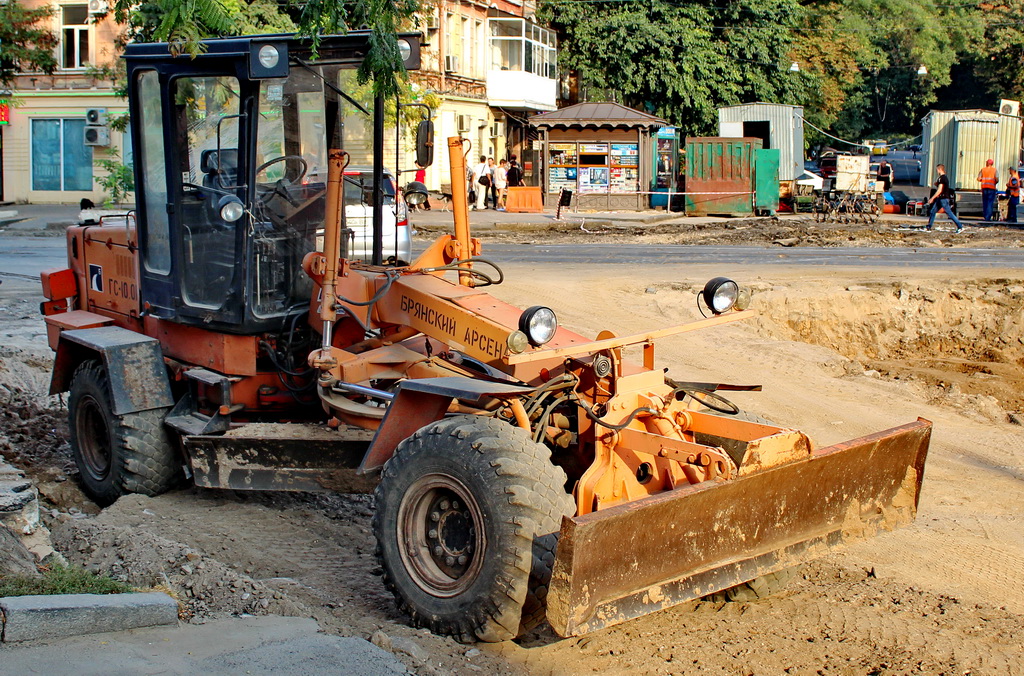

68,360,180,506
373,415,574,642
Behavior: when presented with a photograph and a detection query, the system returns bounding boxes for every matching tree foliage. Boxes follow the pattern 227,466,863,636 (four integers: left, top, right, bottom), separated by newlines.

107,0,420,99
542,0,1023,140
540,0,806,134
0,1,59,87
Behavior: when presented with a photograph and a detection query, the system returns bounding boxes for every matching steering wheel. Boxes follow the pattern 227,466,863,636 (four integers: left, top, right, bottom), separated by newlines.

255,155,308,207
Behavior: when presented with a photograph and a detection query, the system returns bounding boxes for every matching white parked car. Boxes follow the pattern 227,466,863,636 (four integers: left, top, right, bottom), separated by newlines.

342,168,412,265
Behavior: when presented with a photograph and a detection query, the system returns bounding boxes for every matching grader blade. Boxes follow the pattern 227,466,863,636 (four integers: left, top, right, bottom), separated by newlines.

546,419,931,637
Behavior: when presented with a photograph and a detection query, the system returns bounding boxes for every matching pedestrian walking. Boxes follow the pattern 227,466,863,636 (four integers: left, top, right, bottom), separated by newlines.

1007,167,1020,224
493,159,509,211
978,158,998,222
472,156,490,210
926,164,963,233
486,157,498,208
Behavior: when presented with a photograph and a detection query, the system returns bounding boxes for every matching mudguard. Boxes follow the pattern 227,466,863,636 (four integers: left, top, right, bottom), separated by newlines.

50,326,174,416
357,377,534,474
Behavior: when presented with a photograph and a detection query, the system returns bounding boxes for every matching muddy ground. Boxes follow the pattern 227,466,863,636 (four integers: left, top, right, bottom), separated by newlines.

1,224,1022,674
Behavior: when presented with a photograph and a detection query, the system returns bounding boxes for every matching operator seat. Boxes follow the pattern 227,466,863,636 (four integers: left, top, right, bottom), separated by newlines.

200,148,239,225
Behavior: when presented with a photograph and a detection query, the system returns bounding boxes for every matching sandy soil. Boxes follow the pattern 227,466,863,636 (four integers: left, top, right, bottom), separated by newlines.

1,243,1022,674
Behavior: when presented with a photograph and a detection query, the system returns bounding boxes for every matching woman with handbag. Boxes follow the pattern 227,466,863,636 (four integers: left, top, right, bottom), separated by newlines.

472,156,490,210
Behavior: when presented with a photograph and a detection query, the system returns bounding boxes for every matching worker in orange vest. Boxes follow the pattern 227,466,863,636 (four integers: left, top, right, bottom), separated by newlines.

977,159,998,222
1007,167,1020,224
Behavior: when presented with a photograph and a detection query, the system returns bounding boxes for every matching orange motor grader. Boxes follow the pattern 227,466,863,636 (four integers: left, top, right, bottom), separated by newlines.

40,33,931,642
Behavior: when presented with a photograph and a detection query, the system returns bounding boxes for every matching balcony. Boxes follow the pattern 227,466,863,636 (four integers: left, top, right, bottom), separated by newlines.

486,70,556,111
486,17,557,112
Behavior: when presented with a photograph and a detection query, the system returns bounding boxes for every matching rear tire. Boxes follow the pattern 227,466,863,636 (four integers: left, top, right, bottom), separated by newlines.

373,415,574,642
68,360,180,506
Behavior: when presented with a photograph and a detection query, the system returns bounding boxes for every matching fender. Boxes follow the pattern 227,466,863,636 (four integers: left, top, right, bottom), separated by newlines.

50,326,174,416
357,377,533,474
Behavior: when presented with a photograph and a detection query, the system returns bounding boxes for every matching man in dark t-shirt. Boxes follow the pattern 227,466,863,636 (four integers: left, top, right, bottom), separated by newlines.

877,161,892,192
926,164,964,233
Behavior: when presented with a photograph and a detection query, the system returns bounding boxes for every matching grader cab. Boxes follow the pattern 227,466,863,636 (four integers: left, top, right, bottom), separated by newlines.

40,32,931,641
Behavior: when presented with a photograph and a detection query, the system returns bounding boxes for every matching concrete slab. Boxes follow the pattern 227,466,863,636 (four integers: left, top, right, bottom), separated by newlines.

0,592,178,642
0,614,409,675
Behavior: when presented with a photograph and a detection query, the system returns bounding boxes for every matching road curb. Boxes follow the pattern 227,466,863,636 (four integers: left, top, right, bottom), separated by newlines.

0,592,179,642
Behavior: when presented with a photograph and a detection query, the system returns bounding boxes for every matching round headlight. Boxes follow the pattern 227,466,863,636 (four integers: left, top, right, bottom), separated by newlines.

397,39,412,65
258,45,280,69
519,306,558,347
403,180,429,206
506,330,529,354
702,277,739,315
218,196,245,222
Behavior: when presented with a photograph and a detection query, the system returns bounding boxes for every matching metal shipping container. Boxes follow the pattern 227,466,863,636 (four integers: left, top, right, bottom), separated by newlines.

919,109,1022,190
684,137,760,216
718,103,804,181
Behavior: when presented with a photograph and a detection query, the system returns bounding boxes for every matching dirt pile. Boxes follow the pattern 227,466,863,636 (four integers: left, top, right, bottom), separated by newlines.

51,514,306,622
748,278,1024,419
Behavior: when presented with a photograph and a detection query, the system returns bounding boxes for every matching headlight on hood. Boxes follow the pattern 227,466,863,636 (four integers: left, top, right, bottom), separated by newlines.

519,306,558,346
702,277,739,315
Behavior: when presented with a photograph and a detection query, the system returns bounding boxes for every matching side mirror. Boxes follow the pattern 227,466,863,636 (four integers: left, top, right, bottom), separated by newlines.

416,120,434,168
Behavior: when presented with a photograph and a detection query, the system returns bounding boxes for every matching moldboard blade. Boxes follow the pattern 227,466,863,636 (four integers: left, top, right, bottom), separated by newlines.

546,419,931,637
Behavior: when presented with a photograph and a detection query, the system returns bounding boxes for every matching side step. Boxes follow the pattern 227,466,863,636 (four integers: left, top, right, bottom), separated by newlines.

185,423,377,493
165,368,236,436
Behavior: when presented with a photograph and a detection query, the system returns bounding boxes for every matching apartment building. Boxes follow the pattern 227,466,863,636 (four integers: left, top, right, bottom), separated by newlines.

2,0,125,204
414,0,558,191
0,0,559,203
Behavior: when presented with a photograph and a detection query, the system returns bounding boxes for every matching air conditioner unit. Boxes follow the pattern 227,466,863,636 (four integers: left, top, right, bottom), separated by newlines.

86,108,108,125
88,0,108,15
444,55,459,74
999,99,1020,116
489,121,504,137
425,11,439,30
84,126,110,146
457,114,472,134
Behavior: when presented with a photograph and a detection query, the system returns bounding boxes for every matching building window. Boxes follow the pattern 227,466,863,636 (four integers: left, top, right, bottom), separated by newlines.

461,16,470,75
61,5,91,70
31,119,93,191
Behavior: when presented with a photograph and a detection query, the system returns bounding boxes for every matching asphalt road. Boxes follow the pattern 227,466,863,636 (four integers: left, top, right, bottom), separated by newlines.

480,243,1024,267
3,237,1024,287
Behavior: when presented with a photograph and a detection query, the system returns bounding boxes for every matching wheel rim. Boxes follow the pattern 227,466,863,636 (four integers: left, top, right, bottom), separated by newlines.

76,394,112,482
397,473,486,598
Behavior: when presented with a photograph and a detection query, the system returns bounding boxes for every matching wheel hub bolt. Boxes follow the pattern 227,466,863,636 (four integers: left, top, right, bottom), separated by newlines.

439,499,449,510
458,555,467,565
430,511,440,522
433,546,443,557
428,528,438,539
451,500,459,509
445,556,455,566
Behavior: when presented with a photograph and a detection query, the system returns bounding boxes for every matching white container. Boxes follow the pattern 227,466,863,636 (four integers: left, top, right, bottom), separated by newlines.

718,103,804,182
